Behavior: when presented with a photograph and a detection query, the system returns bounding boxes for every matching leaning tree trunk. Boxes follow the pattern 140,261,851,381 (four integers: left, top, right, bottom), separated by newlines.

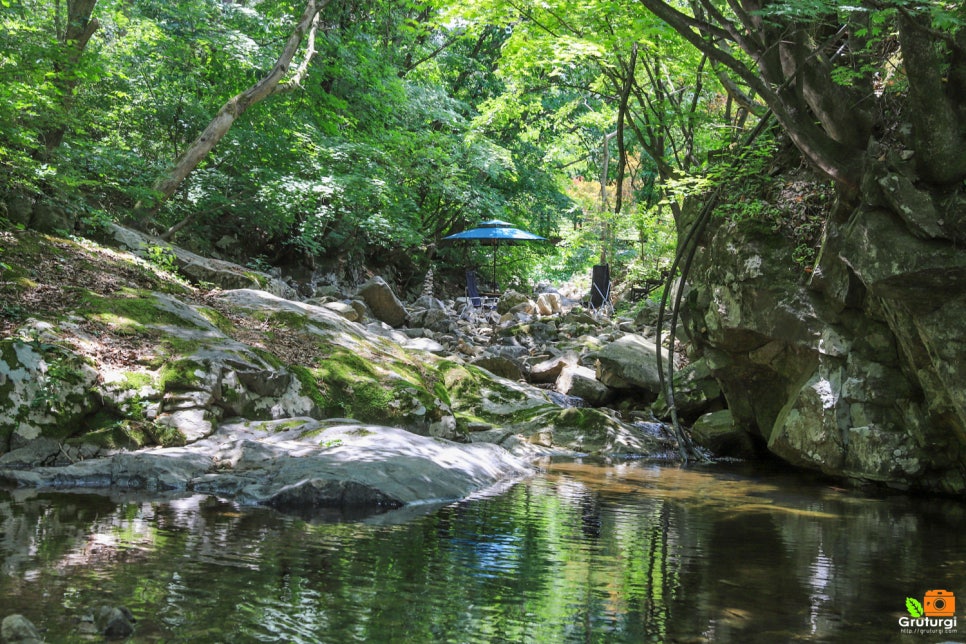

137,0,329,224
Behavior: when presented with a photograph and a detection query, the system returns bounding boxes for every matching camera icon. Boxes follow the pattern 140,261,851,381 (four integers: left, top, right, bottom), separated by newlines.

924,590,956,617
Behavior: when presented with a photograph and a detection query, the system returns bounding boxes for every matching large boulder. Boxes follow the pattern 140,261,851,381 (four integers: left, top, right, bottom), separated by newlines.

496,290,533,315
355,276,409,328
0,421,532,509
471,355,525,381
0,327,102,451
594,333,662,395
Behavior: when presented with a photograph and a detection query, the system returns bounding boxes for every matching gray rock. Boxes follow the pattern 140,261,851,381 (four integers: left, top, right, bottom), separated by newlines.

0,422,532,509
107,224,296,298
355,277,409,327
651,357,722,420
0,335,102,450
529,353,576,384
413,295,447,311
313,284,343,299
403,337,447,354
322,301,360,321
472,355,525,381
682,190,966,491
496,290,533,315
691,410,757,458
633,299,662,328
555,365,614,407
1,614,44,644
594,334,662,394
94,605,135,639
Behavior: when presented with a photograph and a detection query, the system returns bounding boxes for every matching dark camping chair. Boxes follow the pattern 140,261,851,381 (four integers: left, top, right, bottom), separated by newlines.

589,264,612,317
461,270,498,320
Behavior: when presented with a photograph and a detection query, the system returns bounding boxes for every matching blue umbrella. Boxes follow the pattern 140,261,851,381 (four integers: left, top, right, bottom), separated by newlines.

442,220,547,288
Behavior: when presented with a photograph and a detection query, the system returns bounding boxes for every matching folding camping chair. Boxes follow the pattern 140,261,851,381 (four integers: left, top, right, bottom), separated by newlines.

460,270,498,320
588,264,613,317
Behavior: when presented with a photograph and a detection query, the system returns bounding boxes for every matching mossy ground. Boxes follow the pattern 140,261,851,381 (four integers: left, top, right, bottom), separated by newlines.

1,227,191,336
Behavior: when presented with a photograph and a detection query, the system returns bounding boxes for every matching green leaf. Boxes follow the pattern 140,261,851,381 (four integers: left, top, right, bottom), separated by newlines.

906,597,923,617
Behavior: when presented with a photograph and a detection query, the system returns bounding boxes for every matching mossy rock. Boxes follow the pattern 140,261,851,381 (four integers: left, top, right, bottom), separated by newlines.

73,413,153,450
159,358,206,392
437,360,552,430
517,406,672,455
80,290,206,335
0,337,102,450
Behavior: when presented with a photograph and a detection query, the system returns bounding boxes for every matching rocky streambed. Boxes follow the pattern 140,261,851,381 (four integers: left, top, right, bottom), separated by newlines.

0,225,689,511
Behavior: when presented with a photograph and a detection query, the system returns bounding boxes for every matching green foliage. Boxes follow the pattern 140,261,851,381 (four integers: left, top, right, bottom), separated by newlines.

0,0,789,289
145,244,178,274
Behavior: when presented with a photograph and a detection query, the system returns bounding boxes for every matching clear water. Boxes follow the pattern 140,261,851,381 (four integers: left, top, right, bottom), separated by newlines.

1,459,964,643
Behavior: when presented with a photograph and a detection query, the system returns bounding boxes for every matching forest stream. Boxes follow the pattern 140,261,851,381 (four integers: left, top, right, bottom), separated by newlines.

4,3,966,642
2,459,963,643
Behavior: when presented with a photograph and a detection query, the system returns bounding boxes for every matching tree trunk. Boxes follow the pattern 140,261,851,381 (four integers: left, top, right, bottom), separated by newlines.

137,0,329,223
638,0,866,190
41,0,100,155
899,11,966,184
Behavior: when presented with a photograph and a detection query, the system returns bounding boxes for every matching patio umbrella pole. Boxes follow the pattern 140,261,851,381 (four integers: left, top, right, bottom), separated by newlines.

441,220,548,293
492,246,498,290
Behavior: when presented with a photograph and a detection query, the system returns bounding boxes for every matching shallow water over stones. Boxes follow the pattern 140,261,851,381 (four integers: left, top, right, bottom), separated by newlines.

1,460,963,642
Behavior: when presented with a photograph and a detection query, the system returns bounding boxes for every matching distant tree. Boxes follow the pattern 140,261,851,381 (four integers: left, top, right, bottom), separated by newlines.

0,0,103,194
136,0,330,224
42,0,100,155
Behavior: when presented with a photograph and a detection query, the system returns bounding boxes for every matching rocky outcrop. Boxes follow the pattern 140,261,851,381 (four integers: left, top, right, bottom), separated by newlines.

682,161,966,494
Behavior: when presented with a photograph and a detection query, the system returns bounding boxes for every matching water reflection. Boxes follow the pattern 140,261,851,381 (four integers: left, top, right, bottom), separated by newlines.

0,461,964,642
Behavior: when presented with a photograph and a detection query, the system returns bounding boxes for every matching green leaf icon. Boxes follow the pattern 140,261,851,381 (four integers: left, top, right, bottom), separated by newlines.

906,597,924,617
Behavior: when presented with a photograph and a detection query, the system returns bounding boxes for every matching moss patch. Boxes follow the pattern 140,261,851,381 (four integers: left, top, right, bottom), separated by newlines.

268,309,312,330
314,350,395,422
80,289,203,335
197,306,235,335
159,358,205,392
291,364,330,413
74,413,152,450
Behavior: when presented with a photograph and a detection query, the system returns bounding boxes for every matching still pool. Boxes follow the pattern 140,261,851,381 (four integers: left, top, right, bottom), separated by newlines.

1,459,964,642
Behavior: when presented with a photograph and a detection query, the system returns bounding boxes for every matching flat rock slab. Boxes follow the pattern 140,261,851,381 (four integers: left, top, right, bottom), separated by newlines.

0,419,532,511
